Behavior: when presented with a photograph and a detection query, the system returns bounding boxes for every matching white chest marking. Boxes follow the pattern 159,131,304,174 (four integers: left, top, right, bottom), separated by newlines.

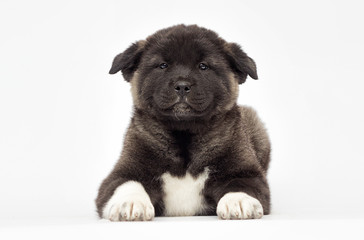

161,168,209,216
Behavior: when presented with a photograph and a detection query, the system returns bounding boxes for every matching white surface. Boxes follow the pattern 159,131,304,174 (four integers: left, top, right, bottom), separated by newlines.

0,0,364,238
0,214,363,240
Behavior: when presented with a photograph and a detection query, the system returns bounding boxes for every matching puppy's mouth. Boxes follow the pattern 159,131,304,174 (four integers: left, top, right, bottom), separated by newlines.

156,96,208,120
167,98,194,116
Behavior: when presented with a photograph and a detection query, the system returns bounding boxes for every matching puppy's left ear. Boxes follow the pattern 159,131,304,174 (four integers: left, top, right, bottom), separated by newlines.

224,43,258,84
109,40,146,82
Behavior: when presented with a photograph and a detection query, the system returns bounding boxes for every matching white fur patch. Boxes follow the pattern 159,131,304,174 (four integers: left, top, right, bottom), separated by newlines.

102,181,155,221
161,168,209,216
216,192,263,220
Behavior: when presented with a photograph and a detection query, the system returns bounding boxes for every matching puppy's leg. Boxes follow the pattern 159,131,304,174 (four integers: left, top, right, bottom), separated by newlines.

102,181,155,221
216,192,263,220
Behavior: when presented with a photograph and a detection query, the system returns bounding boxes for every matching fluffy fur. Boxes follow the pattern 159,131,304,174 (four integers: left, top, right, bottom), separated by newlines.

96,24,271,220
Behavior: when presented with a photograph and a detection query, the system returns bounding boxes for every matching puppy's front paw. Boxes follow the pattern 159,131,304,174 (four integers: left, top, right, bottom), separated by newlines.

102,181,155,221
216,192,263,220
107,198,155,221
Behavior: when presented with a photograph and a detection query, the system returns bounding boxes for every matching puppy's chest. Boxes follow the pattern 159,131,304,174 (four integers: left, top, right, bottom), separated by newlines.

160,168,210,216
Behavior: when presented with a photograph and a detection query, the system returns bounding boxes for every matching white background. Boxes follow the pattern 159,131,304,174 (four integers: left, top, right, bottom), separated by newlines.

1,0,364,239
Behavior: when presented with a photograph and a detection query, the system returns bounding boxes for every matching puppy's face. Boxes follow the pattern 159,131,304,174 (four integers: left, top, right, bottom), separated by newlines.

109,25,258,122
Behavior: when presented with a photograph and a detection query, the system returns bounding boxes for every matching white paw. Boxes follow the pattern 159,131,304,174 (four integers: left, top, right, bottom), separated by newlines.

102,181,155,221
216,192,264,220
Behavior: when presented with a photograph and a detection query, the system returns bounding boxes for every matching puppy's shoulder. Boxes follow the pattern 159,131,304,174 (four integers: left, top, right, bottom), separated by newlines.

237,105,267,134
237,105,260,122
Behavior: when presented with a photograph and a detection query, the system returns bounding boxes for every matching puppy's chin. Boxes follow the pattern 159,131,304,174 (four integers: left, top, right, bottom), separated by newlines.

172,103,193,119
156,102,204,121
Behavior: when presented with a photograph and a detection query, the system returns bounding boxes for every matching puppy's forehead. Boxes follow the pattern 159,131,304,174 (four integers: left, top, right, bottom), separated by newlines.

147,32,220,64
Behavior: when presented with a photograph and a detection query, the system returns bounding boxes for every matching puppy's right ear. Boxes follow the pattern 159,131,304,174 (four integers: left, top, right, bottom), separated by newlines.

109,40,145,82
224,43,258,84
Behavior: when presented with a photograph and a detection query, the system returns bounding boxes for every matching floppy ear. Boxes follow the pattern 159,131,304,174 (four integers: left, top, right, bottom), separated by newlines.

224,43,258,84
109,40,145,82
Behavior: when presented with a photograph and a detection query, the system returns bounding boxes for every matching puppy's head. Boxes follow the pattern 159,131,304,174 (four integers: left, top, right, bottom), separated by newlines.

109,25,258,123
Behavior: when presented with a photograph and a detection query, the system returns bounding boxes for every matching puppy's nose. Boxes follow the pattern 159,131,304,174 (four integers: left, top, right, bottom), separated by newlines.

174,81,191,96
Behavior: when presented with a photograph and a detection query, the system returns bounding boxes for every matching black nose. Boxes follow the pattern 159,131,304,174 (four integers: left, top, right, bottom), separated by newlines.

174,81,191,96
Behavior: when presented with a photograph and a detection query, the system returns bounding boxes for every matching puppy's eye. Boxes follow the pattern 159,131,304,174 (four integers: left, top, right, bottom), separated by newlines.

159,63,168,69
199,63,208,70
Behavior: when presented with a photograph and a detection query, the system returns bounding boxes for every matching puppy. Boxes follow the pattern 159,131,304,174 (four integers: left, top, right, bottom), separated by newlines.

96,25,271,221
